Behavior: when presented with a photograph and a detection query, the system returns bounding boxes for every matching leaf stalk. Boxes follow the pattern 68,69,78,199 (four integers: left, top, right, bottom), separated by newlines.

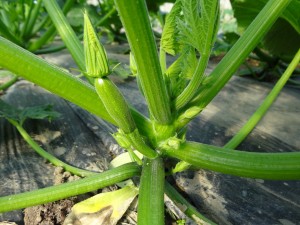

114,0,172,125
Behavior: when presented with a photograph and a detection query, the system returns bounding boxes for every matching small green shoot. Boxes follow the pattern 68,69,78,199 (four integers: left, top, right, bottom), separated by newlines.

0,0,299,224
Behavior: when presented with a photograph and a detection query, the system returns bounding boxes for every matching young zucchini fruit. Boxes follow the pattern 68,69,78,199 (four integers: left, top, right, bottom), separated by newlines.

84,12,158,159
94,78,158,159
94,78,135,133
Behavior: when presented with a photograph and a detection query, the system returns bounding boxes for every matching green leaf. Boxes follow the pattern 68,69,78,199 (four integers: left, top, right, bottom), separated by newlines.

173,0,220,110
19,104,60,125
0,99,20,122
166,46,197,79
282,0,300,34
181,47,198,79
188,0,292,119
262,18,300,62
166,46,198,99
232,0,300,61
177,0,219,54
0,99,60,125
66,6,84,27
160,0,182,55
232,0,300,34
0,11,22,45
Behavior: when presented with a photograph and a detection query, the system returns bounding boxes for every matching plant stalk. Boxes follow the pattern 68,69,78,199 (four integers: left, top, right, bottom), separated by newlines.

20,0,34,40
34,44,67,54
0,37,153,137
0,163,140,213
42,0,86,72
165,182,217,225
138,157,165,225
0,36,113,123
23,0,43,40
10,120,97,177
175,53,210,110
29,0,75,52
114,0,172,125
164,141,300,180
0,75,18,91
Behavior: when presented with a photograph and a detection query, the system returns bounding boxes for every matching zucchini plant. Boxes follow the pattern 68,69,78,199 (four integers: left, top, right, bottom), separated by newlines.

0,0,75,53
0,0,299,224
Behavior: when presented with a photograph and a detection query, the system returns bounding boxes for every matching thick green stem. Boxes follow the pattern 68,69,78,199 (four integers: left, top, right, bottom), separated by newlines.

138,157,165,225
165,182,217,225
114,0,172,125
0,36,113,124
0,163,140,212
11,121,97,177
164,141,300,180
225,48,300,149
0,37,152,137
190,0,292,112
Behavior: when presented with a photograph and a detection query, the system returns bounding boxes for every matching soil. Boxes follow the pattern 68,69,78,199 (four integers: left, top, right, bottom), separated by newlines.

24,199,76,225
22,167,141,225
23,168,80,225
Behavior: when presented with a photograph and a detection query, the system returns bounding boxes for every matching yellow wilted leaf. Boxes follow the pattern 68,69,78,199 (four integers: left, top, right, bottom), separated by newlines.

64,185,138,225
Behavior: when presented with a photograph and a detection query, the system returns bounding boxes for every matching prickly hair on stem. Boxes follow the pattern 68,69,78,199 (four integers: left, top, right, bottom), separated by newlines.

84,11,110,78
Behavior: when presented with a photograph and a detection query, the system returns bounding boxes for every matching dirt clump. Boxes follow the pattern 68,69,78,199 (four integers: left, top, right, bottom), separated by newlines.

23,167,80,225
24,198,76,225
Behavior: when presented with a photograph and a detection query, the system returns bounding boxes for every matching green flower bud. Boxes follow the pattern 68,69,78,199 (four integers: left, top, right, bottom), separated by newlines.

84,11,110,78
